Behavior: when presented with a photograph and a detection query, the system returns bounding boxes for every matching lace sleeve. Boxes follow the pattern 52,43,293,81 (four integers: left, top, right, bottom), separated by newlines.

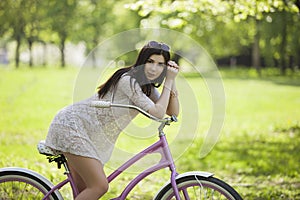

117,75,155,112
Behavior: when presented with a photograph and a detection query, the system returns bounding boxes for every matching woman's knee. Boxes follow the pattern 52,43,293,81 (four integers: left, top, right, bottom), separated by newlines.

99,179,109,194
91,180,109,197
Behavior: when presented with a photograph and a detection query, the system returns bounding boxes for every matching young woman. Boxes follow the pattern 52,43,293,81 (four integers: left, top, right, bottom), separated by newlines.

45,41,180,199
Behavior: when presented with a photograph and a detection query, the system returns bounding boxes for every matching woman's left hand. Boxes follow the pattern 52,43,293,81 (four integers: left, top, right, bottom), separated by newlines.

166,60,179,80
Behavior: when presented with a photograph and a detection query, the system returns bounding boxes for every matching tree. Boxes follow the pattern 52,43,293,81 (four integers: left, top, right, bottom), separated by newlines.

230,0,299,75
1,0,48,68
73,0,142,67
2,0,27,68
23,0,45,67
0,1,9,37
127,0,300,75
46,0,78,67
72,0,116,67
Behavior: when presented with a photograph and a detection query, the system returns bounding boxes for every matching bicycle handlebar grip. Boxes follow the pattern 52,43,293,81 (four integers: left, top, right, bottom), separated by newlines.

90,101,111,108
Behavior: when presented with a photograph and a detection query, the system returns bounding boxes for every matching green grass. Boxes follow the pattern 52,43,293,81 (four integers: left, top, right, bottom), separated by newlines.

0,66,299,199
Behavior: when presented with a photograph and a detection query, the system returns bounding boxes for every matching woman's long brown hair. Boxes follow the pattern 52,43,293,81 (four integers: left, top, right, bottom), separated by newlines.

97,42,171,98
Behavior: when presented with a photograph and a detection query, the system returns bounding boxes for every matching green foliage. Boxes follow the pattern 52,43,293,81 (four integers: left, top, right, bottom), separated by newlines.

1,0,300,72
129,0,300,73
0,67,299,198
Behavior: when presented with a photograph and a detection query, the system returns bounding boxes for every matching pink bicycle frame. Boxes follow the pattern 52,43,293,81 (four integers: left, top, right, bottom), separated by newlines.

43,101,181,200
107,133,180,200
42,132,180,200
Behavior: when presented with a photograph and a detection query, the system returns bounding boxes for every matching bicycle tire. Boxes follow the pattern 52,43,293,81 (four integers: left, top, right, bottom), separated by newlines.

0,168,61,200
155,175,242,200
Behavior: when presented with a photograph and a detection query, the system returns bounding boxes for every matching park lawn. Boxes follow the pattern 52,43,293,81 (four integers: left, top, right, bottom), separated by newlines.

180,72,300,199
0,66,299,199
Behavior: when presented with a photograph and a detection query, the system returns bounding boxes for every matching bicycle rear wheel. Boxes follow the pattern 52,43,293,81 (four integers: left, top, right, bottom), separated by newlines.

0,168,61,200
155,175,242,200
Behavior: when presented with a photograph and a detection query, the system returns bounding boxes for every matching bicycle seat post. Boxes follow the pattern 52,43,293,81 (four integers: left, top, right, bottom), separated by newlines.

61,155,70,175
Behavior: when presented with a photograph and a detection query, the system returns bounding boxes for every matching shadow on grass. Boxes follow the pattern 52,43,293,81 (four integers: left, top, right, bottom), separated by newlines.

219,130,300,177
180,125,300,173
182,67,300,87
218,67,300,87
179,124,300,199
269,77,300,87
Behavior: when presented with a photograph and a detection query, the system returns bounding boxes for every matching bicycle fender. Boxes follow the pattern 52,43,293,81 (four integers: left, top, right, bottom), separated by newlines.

154,171,214,199
175,171,214,179
0,167,64,200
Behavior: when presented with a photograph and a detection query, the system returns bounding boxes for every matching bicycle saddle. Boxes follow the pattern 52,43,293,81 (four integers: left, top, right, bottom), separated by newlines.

37,140,60,156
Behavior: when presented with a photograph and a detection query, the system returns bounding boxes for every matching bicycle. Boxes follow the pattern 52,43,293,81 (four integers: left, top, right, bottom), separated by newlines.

0,101,242,200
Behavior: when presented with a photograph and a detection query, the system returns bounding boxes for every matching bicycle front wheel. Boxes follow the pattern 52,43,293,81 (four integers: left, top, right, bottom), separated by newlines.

155,175,242,200
0,167,61,200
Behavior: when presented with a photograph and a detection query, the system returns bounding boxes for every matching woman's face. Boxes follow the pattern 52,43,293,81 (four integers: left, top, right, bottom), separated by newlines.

144,54,166,81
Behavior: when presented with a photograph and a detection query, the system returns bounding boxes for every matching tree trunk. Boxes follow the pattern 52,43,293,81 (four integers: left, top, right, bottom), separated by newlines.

28,40,33,67
15,36,21,68
92,38,98,68
279,10,288,75
60,39,66,67
252,19,261,76
42,42,47,67
296,19,300,69
297,48,300,69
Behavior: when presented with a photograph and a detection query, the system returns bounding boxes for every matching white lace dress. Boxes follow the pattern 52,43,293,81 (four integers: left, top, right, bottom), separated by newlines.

45,75,159,164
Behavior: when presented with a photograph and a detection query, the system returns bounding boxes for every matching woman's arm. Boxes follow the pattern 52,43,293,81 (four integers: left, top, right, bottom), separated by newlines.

148,61,179,119
166,81,179,116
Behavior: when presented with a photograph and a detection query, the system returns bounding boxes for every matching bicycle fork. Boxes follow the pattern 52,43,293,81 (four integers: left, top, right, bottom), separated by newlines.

170,167,191,200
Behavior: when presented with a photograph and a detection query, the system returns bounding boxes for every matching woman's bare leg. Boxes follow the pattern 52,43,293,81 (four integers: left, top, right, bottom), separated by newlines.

65,153,108,200
68,164,86,193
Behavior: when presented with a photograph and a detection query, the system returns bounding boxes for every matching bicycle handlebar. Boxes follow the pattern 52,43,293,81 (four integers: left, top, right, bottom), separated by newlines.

90,101,111,108
90,101,177,123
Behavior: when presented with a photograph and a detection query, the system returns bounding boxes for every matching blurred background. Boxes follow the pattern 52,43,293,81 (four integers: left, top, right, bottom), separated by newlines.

0,0,299,75
1,0,300,199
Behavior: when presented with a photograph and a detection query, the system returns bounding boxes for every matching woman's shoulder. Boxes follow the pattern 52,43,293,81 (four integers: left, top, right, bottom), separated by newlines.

117,74,141,94
119,73,132,81
118,73,136,86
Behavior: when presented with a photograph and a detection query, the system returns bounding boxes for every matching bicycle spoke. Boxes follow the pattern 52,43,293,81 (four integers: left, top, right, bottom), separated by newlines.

157,176,241,200
1,180,43,199
182,188,190,199
20,182,28,199
1,168,64,200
